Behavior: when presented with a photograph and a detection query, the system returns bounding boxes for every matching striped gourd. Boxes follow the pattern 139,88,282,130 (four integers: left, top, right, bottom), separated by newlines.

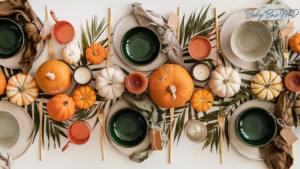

294,94,300,117
251,70,283,101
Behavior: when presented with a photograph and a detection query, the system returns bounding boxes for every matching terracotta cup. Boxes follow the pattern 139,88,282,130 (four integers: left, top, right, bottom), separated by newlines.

62,121,91,152
50,11,75,44
188,28,216,60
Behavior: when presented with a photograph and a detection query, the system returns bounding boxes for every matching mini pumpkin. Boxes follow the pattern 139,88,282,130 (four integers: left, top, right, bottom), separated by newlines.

62,44,81,64
290,33,300,53
191,89,214,112
148,64,194,108
6,73,39,106
0,71,6,95
208,66,241,98
36,60,72,95
251,70,283,101
294,94,300,117
86,44,106,65
73,86,96,109
95,67,126,99
47,94,75,122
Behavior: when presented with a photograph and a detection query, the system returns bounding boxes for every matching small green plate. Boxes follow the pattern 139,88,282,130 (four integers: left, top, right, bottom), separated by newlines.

108,108,148,148
121,26,160,66
0,18,25,59
236,107,277,147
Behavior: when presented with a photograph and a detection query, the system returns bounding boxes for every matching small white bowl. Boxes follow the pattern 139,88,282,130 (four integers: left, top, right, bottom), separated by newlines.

231,21,272,62
0,110,20,152
184,120,207,143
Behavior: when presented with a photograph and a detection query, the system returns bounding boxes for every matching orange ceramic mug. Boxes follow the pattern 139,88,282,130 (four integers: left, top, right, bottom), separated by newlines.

50,11,75,44
62,121,91,152
188,28,216,60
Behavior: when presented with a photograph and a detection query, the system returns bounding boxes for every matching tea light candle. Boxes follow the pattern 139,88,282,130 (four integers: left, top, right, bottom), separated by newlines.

284,71,300,92
191,63,211,82
74,66,93,85
126,72,148,94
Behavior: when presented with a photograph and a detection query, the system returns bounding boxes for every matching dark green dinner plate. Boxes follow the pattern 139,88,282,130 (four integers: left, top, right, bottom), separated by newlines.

236,107,277,147
121,26,160,66
108,108,148,148
0,18,25,59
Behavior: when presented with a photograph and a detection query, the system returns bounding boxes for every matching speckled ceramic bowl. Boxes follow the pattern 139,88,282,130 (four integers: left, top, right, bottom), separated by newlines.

0,110,20,152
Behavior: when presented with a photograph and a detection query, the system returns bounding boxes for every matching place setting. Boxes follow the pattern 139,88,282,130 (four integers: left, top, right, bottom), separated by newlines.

0,0,300,169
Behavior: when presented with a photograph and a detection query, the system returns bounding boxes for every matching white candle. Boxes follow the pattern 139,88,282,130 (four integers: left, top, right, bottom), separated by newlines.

193,64,210,81
74,67,92,84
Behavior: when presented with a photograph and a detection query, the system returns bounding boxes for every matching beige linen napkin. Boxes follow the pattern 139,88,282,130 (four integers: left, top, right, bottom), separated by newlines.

0,152,11,169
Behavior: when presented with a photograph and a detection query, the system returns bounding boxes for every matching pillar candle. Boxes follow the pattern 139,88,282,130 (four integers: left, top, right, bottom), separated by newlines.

74,66,93,85
191,63,211,82
126,72,148,94
284,71,300,92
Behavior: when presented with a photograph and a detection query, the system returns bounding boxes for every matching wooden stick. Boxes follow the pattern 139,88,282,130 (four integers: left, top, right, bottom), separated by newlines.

106,7,112,68
220,124,223,164
177,7,180,41
214,7,221,66
169,107,174,164
39,98,44,161
100,124,105,161
46,6,49,20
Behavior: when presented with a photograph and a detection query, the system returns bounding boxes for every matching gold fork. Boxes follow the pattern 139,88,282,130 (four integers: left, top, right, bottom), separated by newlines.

97,103,105,161
218,109,224,165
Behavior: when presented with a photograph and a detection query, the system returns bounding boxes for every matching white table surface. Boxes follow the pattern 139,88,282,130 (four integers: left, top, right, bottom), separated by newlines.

12,0,300,168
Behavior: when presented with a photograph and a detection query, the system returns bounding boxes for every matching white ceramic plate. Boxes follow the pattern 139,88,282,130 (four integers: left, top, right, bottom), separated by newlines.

220,8,259,70
113,12,168,72
229,99,275,160
105,99,151,156
0,101,33,159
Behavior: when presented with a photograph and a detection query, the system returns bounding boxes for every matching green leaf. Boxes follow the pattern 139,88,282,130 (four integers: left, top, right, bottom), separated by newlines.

240,86,258,98
224,117,230,149
50,124,56,149
241,78,251,85
197,4,211,33
217,52,226,66
114,64,130,76
54,127,61,148
239,71,260,76
179,14,185,45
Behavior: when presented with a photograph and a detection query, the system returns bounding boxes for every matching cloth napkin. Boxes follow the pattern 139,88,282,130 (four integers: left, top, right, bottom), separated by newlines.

0,152,12,169
259,0,291,74
259,92,294,169
0,0,43,74
122,91,168,163
131,2,183,65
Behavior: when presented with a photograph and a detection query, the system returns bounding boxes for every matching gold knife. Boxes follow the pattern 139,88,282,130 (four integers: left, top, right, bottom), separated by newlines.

283,19,292,68
97,104,105,161
38,97,44,161
215,7,222,66
46,6,55,60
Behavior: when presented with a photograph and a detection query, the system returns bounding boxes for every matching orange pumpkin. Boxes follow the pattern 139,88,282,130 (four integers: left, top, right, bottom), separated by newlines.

0,71,6,95
86,44,106,65
191,89,214,112
47,94,75,122
73,86,96,109
290,33,300,53
148,64,194,108
35,60,72,95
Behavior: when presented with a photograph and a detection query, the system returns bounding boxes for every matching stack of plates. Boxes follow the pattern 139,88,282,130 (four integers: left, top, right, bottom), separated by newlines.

229,100,275,160
220,8,259,70
113,13,168,72
104,99,151,156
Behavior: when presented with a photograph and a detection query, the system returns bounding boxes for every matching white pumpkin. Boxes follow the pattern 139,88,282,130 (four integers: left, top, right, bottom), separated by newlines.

208,66,241,98
294,94,300,117
95,67,126,99
6,73,39,106
61,44,81,64
251,70,283,101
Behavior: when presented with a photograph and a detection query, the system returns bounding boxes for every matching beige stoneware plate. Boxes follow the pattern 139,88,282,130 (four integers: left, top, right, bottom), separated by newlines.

112,12,168,71
105,99,151,156
220,8,258,70
229,99,275,160
0,101,33,159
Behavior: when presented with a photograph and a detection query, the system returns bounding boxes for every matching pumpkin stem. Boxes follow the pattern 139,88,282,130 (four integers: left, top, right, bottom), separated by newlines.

69,52,73,56
17,85,25,93
80,96,86,99
198,98,204,102
223,79,229,84
108,80,113,85
64,100,68,106
168,84,177,99
46,73,55,81
94,51,97,56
